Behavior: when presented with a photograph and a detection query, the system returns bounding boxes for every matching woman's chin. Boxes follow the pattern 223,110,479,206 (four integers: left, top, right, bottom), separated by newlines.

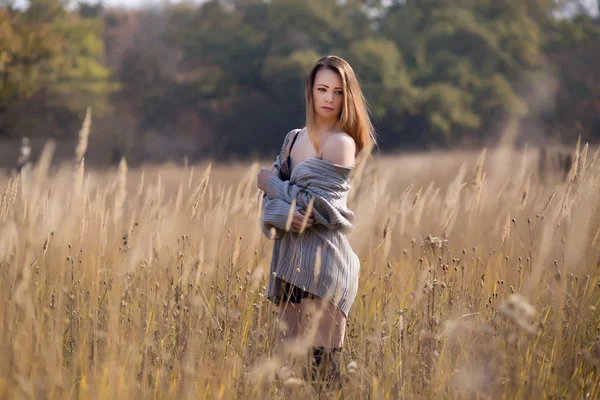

315,111,340,123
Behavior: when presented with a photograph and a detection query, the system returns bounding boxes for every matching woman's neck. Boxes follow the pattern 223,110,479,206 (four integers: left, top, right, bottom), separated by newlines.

311,117,340,140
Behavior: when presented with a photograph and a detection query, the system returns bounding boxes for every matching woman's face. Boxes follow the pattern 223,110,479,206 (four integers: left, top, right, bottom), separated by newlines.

312,67,344,122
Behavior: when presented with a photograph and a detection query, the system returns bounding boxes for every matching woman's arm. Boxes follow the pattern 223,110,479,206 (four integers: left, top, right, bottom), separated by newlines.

258,128,301,239
259,157,288,239
260,196,300,239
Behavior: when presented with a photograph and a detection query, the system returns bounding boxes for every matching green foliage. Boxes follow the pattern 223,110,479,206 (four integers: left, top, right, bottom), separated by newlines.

0,0,117,138
121,0,600,154
346,38,418,119
49,16,119,116
0,9,61,109
377,1,553,144
2,0,600,160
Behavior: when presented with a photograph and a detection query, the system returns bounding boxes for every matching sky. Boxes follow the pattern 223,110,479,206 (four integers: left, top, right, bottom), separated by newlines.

8,0,599,17
100,0,202,9
8,0,204,10
79,0,600,15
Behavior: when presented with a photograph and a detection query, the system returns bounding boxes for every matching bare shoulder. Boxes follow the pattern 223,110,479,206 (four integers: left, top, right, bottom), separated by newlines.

321,132,356,167
280,127,303,154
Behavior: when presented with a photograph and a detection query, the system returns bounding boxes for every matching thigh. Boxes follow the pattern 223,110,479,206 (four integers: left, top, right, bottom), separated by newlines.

300,297,347,348
276,282,304,341
278,300,302,336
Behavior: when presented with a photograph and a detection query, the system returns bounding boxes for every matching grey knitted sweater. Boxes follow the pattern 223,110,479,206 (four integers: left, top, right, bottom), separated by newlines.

260,154,360,317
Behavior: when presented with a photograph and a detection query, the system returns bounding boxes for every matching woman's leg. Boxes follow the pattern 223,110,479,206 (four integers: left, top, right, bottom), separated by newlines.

276,301,302,350
300,297,347,385
300,297,346,348
275,283,305,353
274,286,305,382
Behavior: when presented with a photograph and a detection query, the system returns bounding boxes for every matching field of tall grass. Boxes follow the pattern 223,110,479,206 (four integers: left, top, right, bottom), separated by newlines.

1,137,599,399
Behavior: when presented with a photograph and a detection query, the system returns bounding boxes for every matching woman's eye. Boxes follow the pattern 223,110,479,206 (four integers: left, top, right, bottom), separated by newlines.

317,88,326,92
336,91,343,95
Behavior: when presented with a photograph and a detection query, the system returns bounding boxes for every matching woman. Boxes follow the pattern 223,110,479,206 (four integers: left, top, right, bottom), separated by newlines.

257,55,375,386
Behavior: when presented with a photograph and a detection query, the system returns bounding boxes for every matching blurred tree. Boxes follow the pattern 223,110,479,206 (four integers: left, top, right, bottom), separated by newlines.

0,0,118,140
78,1,103,18
162,0,392,155
3,0,600,165
542,10,600,143
378,0,555,147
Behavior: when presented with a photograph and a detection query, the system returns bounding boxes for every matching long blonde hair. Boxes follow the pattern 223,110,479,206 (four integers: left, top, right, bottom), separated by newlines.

305,55,376,158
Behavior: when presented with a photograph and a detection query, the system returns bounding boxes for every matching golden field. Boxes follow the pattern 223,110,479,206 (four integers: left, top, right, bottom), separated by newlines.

1,140,599,399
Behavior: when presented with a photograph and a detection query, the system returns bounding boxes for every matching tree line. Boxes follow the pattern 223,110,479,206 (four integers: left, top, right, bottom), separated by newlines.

1,0,600,165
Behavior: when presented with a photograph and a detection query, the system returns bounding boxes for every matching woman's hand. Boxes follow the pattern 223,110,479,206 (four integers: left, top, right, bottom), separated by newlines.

257,167,278,192
292,209,314,232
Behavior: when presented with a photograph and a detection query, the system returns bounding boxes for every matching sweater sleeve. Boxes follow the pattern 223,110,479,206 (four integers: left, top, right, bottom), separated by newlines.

258,128,303,239
260,196,300,239
265,176,352,231
259,152,299,239
265,176,294,202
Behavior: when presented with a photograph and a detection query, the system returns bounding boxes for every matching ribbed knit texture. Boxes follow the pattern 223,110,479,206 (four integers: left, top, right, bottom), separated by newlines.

261,155,360,317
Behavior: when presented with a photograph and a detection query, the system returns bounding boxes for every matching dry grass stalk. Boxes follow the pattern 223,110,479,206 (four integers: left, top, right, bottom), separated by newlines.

0,145,598,399
190,163,211,219
299,197,315,233
113,157,128,226
501,212,511,245
541,185,558,217
74,107,92,164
